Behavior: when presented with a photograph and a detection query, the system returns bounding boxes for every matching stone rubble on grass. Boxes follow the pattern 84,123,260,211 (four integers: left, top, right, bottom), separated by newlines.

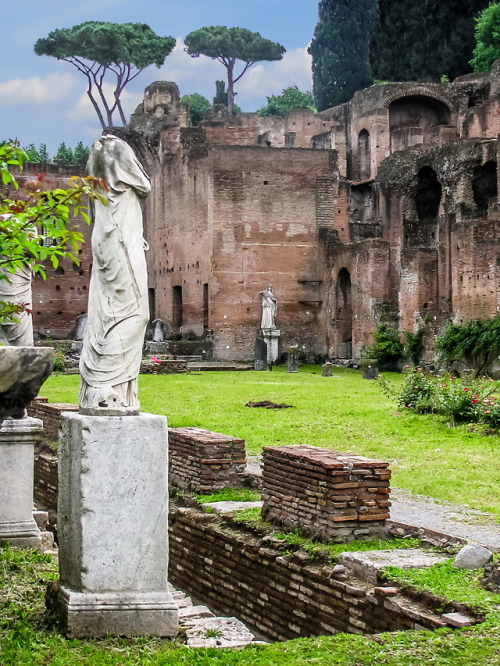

441,611,479,628
453,543,493,570
170,585,266,649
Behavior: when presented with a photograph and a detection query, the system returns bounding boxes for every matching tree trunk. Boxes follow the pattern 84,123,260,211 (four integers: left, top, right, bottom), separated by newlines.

226,59,235,114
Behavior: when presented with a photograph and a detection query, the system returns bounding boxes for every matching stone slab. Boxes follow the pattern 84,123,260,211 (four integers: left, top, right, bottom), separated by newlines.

442,611,478,628
339,549,450,585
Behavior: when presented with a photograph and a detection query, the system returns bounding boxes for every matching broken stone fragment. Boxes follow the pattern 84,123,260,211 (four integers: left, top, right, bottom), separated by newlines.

452,543,493,569
0,347,53,421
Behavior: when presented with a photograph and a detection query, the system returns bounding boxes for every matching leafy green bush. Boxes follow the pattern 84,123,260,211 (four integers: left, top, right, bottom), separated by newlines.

363,323,404,371
378,366,500,428
435,317,500,376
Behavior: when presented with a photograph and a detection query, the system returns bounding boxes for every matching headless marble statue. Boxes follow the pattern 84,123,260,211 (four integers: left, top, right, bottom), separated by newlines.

79,134,150,414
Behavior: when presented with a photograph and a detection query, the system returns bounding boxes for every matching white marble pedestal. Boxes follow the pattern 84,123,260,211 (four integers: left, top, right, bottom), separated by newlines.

261,328,281,364
0,416,42,548
49,412,178,638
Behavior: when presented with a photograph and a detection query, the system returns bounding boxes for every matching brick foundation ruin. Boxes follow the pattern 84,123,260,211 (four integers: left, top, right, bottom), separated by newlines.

262,445,391,543
168,427,246,493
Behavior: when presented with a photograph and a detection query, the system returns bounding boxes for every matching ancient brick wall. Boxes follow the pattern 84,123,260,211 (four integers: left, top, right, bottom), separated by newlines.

15,164,92,339
169,508,448,641
261,445,391,543
27,397,79,441
168,427,246,493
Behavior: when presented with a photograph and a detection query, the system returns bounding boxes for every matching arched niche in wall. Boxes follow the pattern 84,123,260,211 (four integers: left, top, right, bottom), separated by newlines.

405,166,442,248
388,95,451,153
335,268,352,359
357,129,371,181
472,160,498,211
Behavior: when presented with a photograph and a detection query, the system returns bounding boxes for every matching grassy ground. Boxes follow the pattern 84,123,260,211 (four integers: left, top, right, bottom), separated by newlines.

2,545,500,665
42,366,500,516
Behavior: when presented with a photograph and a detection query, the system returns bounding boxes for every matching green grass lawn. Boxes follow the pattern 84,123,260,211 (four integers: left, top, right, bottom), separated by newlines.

42,366,500,516
2,545,500,665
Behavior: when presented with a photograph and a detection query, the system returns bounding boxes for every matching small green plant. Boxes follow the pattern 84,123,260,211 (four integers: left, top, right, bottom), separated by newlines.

196,488,261,504
363,323,404,371
52,350,65,373
202,628,223,639
274,530,421,563
231,506,266,527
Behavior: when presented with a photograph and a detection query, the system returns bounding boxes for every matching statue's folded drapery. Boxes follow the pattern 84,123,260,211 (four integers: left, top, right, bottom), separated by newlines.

79,135,151,412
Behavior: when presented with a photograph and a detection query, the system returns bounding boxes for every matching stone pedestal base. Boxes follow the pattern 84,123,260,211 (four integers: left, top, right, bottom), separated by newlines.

261,329,280,364
49,412,178,638
50,585,178,639
0,417,42,548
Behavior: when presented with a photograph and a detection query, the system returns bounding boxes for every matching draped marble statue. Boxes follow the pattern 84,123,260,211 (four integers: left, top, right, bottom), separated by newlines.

79,135,150,414
0,265,34,346
260,284,277,330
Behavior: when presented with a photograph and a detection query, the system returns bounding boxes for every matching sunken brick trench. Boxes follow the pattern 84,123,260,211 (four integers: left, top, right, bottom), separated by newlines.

28,400,472,642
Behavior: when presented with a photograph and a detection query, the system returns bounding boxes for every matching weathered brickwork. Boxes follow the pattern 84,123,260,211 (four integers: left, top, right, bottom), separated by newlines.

261,445,390,542
27,398,79,511
27,397,78,441
168,427,246,493
29,64,500,358
169,508,449,641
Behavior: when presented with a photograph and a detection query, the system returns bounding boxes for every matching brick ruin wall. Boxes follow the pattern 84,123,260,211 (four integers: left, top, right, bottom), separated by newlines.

168,508,450,641
25,68,500,358
168,427,246,493
262,445,390,543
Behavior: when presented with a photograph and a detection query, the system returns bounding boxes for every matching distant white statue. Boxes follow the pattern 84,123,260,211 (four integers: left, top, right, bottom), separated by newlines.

79,134,151,413
0,265,34,346
260,284,277,330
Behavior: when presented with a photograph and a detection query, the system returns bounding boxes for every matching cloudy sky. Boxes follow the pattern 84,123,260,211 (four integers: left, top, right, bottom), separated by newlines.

1,0,318,156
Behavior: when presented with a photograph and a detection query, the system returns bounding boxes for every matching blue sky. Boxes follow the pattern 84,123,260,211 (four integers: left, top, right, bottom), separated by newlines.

1,1,318,155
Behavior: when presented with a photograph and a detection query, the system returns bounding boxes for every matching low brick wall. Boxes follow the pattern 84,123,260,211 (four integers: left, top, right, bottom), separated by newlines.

169,508,448,641
27,398,79,441
34,440,58,512
168,427,246,493
262,445,391,543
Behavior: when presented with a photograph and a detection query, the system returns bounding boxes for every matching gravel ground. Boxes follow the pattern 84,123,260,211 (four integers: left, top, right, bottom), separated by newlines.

245,457,500,551
390,488,500,551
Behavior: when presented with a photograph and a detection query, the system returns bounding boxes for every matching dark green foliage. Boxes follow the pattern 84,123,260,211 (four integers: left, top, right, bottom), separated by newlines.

371,0,491,82
257,86,316,117
435,316,500,376
35,22,175,128
53,142,73,166
21,142,89,166
404,326,426,366
309,0,379,111
213,80,228,106
363,323,404,371
181,93,211,125
378,366,500,428
471,2,500,72
185,26,285,113
73,141,90,167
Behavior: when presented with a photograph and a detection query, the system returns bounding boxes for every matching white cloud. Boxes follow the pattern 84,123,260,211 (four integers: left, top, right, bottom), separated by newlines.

237,46,313,106
150,39,313,111
0,73,78,106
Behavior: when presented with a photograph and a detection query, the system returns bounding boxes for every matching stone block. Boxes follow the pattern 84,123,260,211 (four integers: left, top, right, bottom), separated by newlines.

0,416,42,548
453,544,493,569
51,412,178,638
